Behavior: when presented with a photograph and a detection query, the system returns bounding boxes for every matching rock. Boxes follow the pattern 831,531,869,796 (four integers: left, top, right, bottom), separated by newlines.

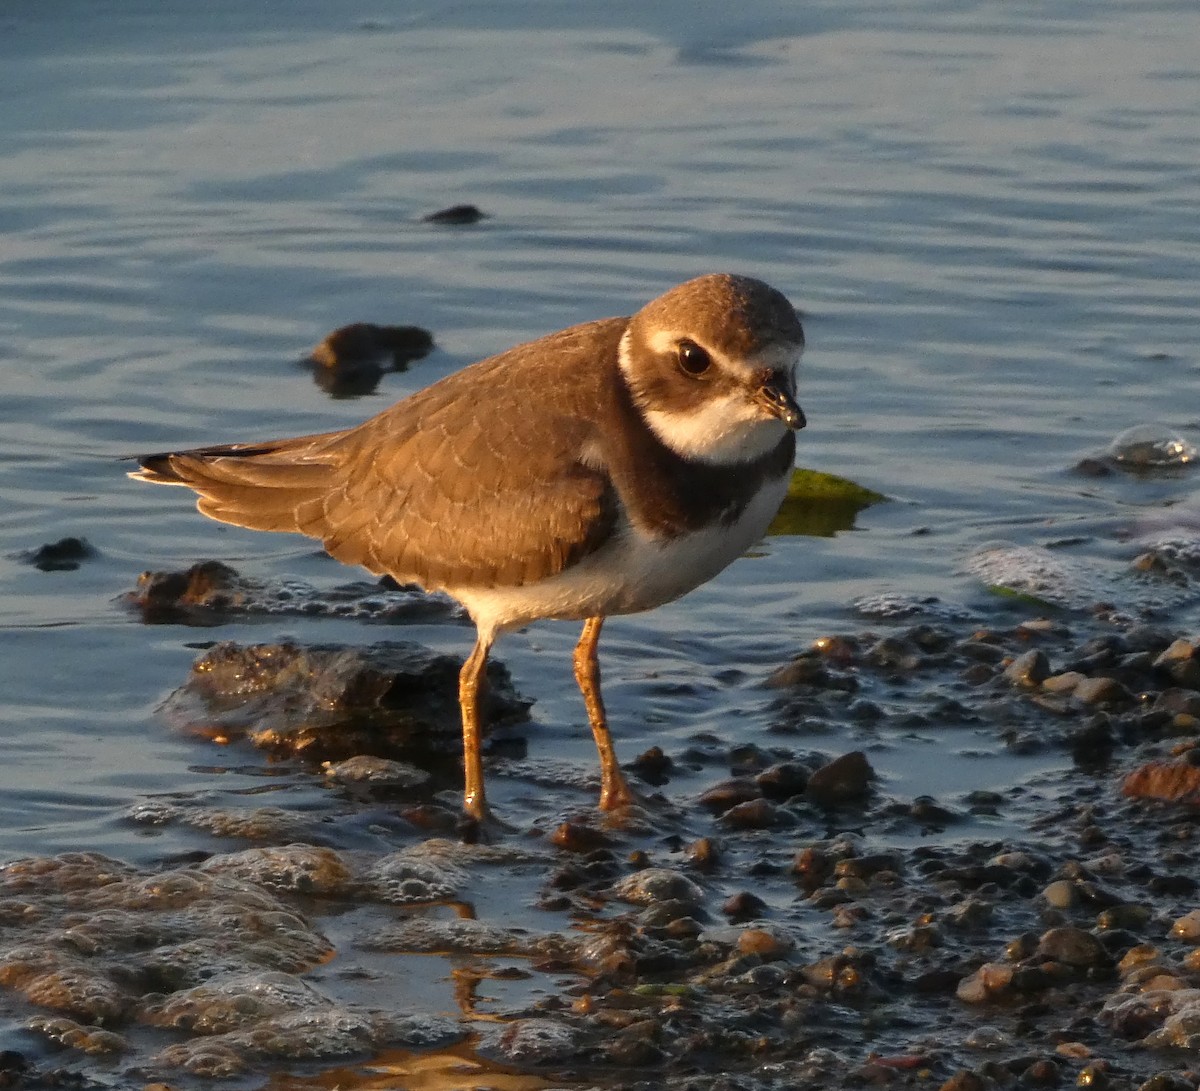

306,322,433,396
1073,676,1132,707
1108,423,1198,468
1035,926,1109,968
1042,672,1085,694
685,837,720,871
610,868,705,910
765,652,830,688
22,536,95,572
629,745,672,784
159,640,530,761
548,821,613,853
718,798,785,830
756,761,810,798
735,927,793,959
806,751,874,807
956,962,1015,1004
322,755,431,787
1004,649,1051,687
200,845,354,896
722,891,768,921
1155,638,1199,666
1121,761,1200,803
939,1071,990,1091
1040,880,1079,910
423,203,487,225
698,777,762,813
127,562,448,624
1169,909,1200,942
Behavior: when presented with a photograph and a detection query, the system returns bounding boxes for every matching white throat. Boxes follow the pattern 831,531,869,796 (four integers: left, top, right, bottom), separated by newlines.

619,329,792,466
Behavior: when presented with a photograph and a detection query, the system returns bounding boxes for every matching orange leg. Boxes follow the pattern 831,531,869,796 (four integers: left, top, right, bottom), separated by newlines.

458,635,492,821
573,616,634,809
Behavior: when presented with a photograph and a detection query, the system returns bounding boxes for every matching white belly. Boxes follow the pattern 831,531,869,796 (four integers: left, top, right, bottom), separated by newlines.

451,471,789,641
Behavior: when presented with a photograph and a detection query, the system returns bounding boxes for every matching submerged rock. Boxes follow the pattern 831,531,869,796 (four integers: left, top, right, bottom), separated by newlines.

422,203,487,225
18,536,96,572
1108,424,1197,470
0,853,333,1029
126,561,454,624
305,322,434,396
159,640,531,762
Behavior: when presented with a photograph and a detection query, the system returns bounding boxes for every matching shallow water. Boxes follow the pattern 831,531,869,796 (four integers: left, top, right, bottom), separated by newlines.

1,0,1198,1080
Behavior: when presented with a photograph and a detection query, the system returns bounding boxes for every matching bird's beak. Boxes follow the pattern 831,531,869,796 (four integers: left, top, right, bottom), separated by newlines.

756,373,806,430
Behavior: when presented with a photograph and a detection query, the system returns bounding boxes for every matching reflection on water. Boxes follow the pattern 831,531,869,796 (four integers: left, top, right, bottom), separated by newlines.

277,1044,555,1091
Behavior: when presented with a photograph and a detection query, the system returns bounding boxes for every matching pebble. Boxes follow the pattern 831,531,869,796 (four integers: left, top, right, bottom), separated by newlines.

719,798,785,829
1073,676,1132,706
957,962,1015,1004
1035,926,1109,968
1041,880,1079,910
1004,649,1051,687
610,868,705,910
735,927,793,959
722,891,768,920
1168,909,1200,942
806,750,874,807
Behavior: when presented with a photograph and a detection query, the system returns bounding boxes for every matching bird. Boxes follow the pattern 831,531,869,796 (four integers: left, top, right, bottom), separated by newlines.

130,273,807,822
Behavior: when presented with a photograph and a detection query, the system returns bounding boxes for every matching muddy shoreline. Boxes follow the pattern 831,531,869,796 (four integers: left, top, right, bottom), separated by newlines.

1,570,1198,1090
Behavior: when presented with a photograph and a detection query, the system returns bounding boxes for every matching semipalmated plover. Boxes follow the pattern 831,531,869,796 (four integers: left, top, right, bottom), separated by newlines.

131,274,807,821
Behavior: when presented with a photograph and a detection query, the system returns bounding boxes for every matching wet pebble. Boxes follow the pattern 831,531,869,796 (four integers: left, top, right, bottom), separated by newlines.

201,845,353,895
1035,926,1110,969
718,798,787,830
722,892,768,921
1169,909,1200,942
323,755,432,787
484,1016,582,1063
1122,761,1200,803
806,750,874,807
610,868,705,910
1005,649,1051,688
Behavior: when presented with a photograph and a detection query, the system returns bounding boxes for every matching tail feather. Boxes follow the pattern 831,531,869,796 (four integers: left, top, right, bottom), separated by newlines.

128,432,344,535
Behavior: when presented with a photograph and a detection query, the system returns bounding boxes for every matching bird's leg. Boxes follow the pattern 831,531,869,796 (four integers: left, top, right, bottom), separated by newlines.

573,616,634,810
458,634,492,822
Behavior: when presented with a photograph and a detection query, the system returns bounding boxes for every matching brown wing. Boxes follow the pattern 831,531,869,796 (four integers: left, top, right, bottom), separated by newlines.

130,319,625,591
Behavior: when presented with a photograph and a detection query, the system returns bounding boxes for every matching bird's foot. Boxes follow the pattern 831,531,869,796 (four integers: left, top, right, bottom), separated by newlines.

456,805,517,844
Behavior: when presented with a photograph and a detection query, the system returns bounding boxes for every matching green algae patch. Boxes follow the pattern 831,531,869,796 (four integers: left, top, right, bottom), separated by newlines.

984,584,1062,612
767,468,886,537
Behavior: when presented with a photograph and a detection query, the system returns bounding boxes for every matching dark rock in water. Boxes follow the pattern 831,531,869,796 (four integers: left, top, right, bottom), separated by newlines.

806,750,874,807
722,890,768,921
1034,925,1110,969
756,760,810,799
21,536,95,572
1107,423,1197,470
126,561,453,625
305,322,434,396
160,640,530,761
422,203,487,225
629,744,672,785
129,560,245,622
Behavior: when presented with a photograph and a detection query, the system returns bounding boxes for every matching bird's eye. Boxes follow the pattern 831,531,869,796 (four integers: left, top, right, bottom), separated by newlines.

676,339,711,377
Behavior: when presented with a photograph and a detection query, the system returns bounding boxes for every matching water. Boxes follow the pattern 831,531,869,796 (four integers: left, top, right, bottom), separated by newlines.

0,0,1198,1071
